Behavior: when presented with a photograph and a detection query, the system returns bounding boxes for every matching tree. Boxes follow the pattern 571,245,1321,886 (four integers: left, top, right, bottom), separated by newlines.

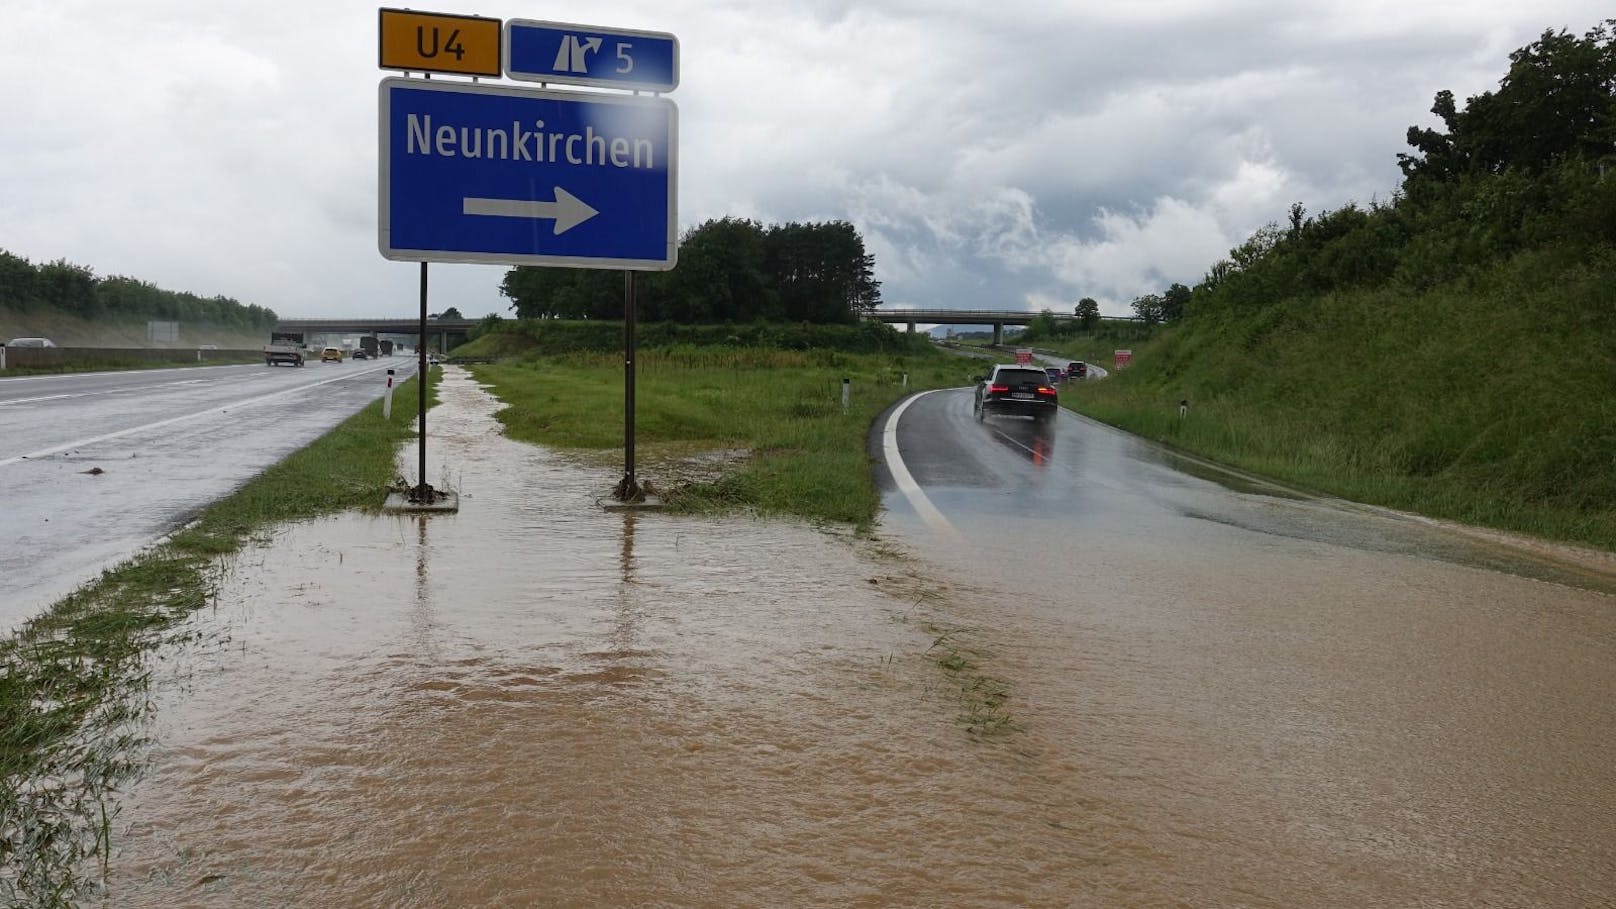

1130,293,1165,324
766,221,881,323
1023,308,1058,340
1161,283,1192,321
498,218,883,325
1399,21,1616,183
500,266,620,319
37,259,99,319
0,249,275,326
439,306,464,320
1075,297,1100,330
655,217,777,322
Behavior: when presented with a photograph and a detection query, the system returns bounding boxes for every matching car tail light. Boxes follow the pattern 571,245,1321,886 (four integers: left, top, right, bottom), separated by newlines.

1037,386,1055,395
988,384,1009,393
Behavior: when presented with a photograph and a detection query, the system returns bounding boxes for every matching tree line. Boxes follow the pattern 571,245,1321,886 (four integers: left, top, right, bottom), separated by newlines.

499,218,882,323
0,250,278,330
1133,19,1616,324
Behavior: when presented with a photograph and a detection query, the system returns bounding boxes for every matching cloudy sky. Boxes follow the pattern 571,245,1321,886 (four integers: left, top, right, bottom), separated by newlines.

3,1,1609,320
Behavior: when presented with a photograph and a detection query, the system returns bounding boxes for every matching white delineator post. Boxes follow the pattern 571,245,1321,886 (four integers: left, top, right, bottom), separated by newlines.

842,377,851,413
384,369,395,420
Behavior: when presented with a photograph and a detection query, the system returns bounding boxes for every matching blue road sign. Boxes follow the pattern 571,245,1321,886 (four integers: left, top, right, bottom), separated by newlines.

379,78,677,269
504,19,678,93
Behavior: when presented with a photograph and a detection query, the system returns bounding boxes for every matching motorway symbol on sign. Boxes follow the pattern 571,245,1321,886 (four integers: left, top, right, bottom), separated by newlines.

378,78,678,269
378,8,501,78
504,19,679,92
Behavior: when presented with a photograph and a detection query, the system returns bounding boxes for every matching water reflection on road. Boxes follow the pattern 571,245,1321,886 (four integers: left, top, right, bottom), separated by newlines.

886,390,1616,907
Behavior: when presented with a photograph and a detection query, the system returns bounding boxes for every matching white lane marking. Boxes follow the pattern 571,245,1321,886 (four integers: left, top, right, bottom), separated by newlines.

0,393,81,406
0,367,396,469
881,390,962,539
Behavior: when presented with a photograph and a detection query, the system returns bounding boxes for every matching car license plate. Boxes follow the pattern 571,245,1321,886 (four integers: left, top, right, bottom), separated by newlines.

1011,392,1034,400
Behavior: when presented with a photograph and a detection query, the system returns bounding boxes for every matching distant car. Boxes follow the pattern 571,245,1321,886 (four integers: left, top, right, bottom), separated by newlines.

1044,366,1064,385
428,354,441,367
321,346,344,363
4,337,56,348
352,348,370,360
1067,361,1087,379
974,364,1058,423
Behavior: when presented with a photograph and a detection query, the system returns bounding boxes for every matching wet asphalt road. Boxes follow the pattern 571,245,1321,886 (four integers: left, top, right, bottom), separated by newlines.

876,384,1606,587
870,385,1616,905
0,358,417,629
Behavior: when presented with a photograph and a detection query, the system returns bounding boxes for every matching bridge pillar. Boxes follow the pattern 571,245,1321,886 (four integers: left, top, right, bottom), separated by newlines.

993,322,1003,346
906,321,916,334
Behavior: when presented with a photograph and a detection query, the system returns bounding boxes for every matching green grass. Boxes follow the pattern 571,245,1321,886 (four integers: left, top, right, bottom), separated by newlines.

1063,245,1616,549
0,372,433,907
470,346,977,530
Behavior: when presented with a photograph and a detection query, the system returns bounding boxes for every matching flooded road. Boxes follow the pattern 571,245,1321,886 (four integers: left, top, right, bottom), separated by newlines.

879,389,1616,906
98,374,1616,907
102,370,1044,906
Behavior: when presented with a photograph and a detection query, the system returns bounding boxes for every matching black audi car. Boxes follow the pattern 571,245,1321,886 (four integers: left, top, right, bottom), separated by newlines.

973,364,1059,423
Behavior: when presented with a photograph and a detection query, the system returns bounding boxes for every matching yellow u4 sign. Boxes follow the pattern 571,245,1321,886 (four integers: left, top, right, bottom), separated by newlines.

378,8,501,78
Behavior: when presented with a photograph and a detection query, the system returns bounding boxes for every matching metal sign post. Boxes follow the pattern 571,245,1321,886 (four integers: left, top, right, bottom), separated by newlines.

414,261,433,502
614,271,641,501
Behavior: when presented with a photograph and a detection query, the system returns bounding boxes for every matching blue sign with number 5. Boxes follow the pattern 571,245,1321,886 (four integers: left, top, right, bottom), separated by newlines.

504,20,679,93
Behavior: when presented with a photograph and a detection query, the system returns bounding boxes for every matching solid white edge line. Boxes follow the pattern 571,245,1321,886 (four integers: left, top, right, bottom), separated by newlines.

0,366,397,469
882,390,961,539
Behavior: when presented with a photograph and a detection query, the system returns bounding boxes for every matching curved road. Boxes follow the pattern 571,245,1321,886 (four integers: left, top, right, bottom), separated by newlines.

0,358,418,629
872,385,1616,906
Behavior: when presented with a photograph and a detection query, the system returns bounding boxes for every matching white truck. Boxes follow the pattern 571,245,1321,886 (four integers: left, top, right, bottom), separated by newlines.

264,331,305,366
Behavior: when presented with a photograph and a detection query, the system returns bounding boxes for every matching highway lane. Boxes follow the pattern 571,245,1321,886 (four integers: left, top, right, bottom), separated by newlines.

872,387,1616,906
0,358,419,629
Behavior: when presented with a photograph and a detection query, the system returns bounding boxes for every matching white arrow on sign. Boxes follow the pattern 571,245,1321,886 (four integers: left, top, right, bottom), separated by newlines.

462,187,599,235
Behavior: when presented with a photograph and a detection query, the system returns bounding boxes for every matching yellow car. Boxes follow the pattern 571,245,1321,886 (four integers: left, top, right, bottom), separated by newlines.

321,347,344,363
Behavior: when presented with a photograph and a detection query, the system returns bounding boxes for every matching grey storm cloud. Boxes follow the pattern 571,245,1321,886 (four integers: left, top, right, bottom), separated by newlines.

1,0,1609,319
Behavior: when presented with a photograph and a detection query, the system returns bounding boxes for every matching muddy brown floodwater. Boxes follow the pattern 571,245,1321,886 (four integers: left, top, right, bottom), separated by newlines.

101,369,1616,907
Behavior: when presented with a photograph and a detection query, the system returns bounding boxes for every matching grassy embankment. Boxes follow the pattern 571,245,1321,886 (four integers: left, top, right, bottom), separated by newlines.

1053,245,1616,549
0,308,264,374
0,371,433,905
0,308,268,349
463,326,975,530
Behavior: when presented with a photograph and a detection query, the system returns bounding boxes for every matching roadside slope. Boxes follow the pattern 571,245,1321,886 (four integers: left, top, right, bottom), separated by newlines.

1068,244,1616,548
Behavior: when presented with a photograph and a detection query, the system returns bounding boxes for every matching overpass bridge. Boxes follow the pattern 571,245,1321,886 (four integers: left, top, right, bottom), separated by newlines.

863,308,1072,345
275,318,479,352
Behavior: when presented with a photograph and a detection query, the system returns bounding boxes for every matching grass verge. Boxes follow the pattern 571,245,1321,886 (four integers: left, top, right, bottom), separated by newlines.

469,346,978,531
0,371,433,906
1059,246,1616,550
